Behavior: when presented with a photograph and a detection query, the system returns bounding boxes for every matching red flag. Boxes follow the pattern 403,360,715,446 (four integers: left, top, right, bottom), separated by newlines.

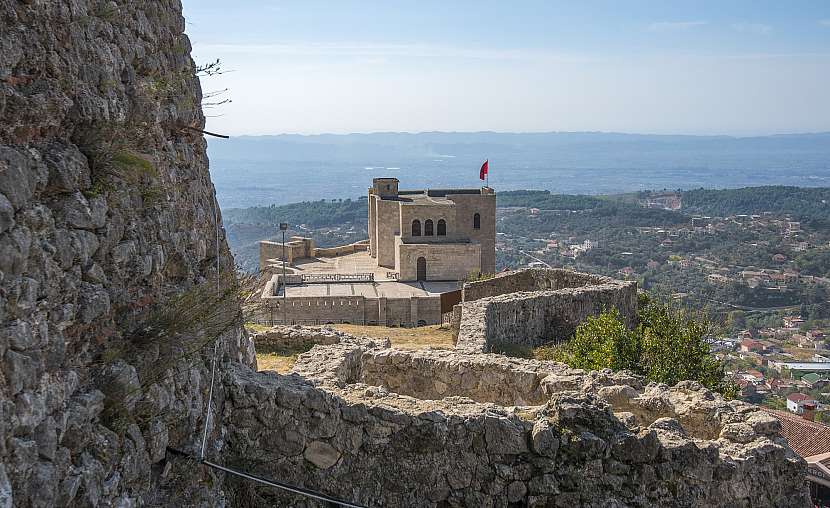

479,159,489,180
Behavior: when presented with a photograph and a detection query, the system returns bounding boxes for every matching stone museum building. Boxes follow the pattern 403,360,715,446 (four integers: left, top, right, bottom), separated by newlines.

367,177,496,281
254,178,496,326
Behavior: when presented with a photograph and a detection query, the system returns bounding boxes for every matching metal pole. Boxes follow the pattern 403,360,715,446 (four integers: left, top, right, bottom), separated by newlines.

282,228,287,325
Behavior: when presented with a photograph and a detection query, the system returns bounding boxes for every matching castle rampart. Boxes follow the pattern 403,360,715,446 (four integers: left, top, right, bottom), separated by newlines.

453,269,638,352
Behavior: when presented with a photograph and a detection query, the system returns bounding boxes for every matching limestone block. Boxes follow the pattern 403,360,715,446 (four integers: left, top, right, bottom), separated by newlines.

303,440,341,469
4,351,39,395
484,416,528,455
531,419,559,458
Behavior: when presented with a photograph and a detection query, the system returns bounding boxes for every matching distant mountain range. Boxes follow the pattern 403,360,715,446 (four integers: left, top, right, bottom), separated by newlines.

207,131,830,208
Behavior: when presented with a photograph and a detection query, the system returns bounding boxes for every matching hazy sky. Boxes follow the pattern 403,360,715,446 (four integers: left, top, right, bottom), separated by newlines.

182,0,830,136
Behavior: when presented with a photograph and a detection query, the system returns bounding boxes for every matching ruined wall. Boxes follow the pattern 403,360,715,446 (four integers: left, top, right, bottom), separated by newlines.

0,2,251,505
249,325,348,353
455,269,638,352
462,268,618,302
222,339,809,507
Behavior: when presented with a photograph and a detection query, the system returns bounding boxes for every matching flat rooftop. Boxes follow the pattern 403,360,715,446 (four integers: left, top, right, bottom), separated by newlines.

291,251,390,279
277,281,461,298
272,250,462,298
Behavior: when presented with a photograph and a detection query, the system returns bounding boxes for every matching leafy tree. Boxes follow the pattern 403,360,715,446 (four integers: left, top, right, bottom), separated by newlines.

637,296,725,390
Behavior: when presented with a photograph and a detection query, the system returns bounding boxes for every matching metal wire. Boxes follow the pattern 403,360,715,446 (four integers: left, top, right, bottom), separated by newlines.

202,458,368,508
201,196,223,459
167,447,368,508
200,339,219,460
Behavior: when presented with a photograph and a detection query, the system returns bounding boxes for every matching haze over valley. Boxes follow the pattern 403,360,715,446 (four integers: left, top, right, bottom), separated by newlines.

208,130,830,208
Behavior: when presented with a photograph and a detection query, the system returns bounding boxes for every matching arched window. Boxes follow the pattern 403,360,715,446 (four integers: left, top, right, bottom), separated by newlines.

424,219,434,236
473,213,481,229
411,219,421,236
437,219,446,236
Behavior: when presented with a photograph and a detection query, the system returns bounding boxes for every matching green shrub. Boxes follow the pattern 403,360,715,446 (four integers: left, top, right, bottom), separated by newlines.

550,308,641,372
550,295,733,395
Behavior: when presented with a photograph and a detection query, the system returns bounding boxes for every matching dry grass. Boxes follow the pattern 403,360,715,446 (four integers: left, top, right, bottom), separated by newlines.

254,343,315,374
334,324,455,350
244,323,271,334
250,323,455,373
255,353,298,374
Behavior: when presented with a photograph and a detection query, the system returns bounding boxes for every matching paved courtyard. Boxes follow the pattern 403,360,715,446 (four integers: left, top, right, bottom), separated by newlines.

278,251,461,297
292,251,392,279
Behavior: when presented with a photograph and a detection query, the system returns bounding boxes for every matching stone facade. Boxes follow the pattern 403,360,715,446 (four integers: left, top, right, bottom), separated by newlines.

257,290,442,327
454,269,639,352
222,335,810,507
368,178,496,280
395,239,481,282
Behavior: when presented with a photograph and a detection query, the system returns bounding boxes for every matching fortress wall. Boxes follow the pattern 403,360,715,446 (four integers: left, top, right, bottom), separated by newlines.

222,342,809,507
456,269,638,352
480,283,638,349
254,295,442,327
383,298,413,327
261,296,366,325
313,240,369,258
463,268,614,302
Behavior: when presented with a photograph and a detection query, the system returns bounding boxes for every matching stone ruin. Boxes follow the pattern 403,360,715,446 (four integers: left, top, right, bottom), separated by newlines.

223,334,809,507
452,269,638,353
221,272,808,506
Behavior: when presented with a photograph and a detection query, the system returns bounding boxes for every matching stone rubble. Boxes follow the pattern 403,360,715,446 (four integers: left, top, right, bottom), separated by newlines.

221,338,809,507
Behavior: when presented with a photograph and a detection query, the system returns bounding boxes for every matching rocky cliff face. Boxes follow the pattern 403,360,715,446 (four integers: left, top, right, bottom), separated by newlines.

1,1,251,505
